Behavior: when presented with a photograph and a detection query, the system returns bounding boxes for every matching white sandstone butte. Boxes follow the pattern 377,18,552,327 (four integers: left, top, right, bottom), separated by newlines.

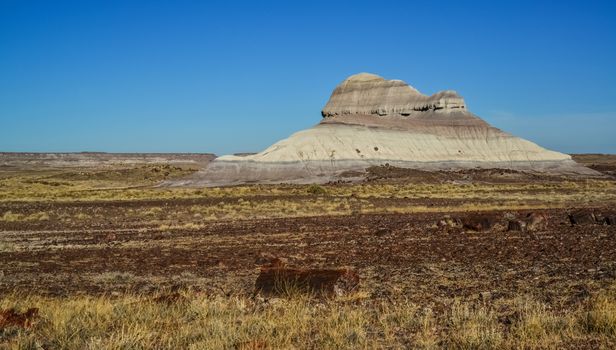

176,73,596,186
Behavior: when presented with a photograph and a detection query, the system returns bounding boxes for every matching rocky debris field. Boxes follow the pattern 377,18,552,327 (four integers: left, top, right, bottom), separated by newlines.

1,203,615,307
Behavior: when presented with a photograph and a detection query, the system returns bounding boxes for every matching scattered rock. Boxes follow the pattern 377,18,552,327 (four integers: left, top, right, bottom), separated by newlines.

592,211,616,225
437,216,462,229
255,267,359,297
526,212,548,231
507,220,527,232
0,308,39,330
503,212,518,221
569,210,597,225
375,227,390,236
462,215,499,232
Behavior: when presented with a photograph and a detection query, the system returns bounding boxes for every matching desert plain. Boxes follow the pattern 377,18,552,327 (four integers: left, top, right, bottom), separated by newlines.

0,152,615,349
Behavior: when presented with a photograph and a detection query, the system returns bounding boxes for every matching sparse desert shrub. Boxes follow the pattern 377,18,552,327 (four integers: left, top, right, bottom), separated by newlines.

0,211,48,221
1,211,22,222
142,207,163,216
306,184,327,195
74,212,90,220
0,242,18,252
28,211,50,221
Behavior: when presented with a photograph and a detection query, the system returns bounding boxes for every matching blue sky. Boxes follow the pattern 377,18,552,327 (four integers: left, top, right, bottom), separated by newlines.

1,0,615,155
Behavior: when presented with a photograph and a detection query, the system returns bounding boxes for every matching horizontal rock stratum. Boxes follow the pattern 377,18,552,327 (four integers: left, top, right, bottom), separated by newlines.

172,73,597,186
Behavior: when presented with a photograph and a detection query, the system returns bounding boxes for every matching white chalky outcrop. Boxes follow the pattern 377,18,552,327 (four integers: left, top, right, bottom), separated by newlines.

170,73,597,186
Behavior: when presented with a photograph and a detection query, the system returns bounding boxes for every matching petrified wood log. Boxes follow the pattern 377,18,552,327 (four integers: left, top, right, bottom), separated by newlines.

569,210,597,225
461,214,500,232
255,267,359,297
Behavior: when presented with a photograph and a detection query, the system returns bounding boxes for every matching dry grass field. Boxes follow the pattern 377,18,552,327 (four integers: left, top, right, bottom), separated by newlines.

1,156,616,349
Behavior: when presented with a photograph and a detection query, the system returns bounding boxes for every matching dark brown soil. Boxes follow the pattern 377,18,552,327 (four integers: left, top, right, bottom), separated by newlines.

1,203,615,307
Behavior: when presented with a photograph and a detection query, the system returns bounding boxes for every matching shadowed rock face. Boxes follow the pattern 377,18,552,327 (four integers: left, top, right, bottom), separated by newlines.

170,73,598,186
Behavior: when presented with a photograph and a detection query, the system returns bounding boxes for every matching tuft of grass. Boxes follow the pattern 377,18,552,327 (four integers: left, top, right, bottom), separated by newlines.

0,211,49,221
0,241,18,252
0,211,22,222
446,300,504,349
581,286,616,336
511,299,572,348
74,212,90,220
26,211,50,221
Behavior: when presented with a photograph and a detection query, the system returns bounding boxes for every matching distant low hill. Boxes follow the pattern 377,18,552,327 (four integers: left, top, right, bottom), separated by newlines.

0,152,216,168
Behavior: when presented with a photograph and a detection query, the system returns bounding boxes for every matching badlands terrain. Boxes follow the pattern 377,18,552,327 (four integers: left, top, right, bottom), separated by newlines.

186,73,595,186
1,152,616,348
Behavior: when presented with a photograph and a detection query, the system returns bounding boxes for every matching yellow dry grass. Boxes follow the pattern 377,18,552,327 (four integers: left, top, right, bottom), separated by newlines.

1,165,615,208
1,285,616,349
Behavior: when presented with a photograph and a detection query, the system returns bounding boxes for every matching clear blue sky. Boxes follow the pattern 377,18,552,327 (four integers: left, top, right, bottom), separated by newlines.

1,0,615,155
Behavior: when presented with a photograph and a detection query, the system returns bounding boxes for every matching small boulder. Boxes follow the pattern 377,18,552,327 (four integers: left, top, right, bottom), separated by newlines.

605,214,616,225
592,211,616,225
507,220,527,232
375,227,390,236
437,216,462,229
0,308,39,329
569,210,597,225
526,212,548,231
462,215,499,232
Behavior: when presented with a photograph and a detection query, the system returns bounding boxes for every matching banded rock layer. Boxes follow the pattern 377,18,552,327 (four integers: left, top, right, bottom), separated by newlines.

173,73,596,186
322,73,466,116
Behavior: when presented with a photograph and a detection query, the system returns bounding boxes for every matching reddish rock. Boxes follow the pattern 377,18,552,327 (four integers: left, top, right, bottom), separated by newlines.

462,215,500,232
0,308,39,329
526,212,548,231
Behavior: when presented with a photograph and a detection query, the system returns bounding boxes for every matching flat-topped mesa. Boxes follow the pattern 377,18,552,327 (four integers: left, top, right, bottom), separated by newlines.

321,73,466,118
